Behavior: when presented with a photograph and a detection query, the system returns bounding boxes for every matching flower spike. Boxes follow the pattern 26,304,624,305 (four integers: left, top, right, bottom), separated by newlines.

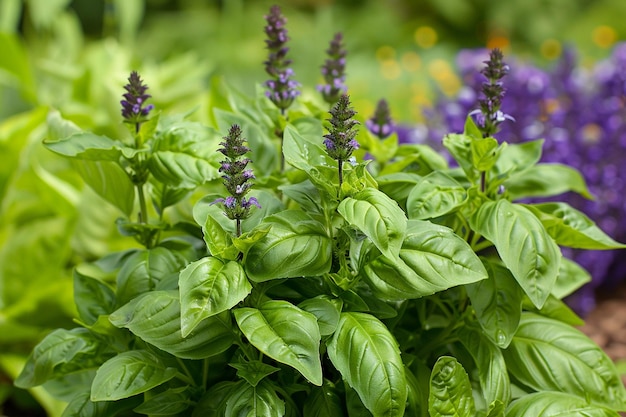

121,71,154,133
318,32,348,105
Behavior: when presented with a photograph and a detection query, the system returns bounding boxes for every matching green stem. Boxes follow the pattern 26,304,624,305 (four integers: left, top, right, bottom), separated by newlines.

137,183,148,224
337,159,343,193
236,218,242,238
176,357,195,386
202,358,209,388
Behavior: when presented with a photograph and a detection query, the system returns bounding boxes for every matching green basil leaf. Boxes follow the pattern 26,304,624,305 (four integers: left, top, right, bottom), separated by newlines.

224,380,285,417
179,257,251,337
492,139,543,178
15,328,101,388
148,150,221,189
62,392,142,417
74,160,135,216
115,247,188,306
506,391,621,417
465,259,523,348
234,300,323,386
470,200,561,309
244,210,332,281
303,379,344,417
485,400,505,417
132,386,191,415
428,356,476,417
73,269,116,326
327,312,407,417
522,294,584,326
298,295,343,337
90,350,177,401
283,124,335,172
505,163,593,200
406,171,467,219
338,188,407,259
443,132,476,182
192,381,236,417
504,312,626,409
229,360,280,388
458,325,511,406
110,290,234,359
471,137,499,172
524,202,626,249
44,132,132,161
552,257,591,299
364,220,487,300
378,172,423,206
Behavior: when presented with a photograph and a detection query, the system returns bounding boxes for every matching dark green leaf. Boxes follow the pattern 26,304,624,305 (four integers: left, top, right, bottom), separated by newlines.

364,220,487,300
132,386,192,415
303,380,344,417
15,328,101,388
90,350,177,401
470,200,561,309
61,392,142,417
506,391,621,417
193,381,236,417
224,380,285,417
465,259,523,348
378,172,423,205
504,312,626,409
406,171,467,219
244,210,332,281
327,312,407,417
234,300,323,385
179,257,251,337
73,269,116,326
505,163,593,200
338,188,407,259
428,356,476,417
524,202,626,249
458,325,511,406
110,291,234,359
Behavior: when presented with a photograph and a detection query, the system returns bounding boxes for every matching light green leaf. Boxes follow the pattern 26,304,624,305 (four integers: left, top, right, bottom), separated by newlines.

74,159,135,216
377,172,423,205
524,202,626,249
523,294,584,326
443,132,476,182
471,137,499,172
44,132,130,161
148,150,221,189
116,247,189,305
90,350,177,401
552,257,591,299
234,300,322,385
364,220,487,300
505,163,593,200
406,171,467,219
338,188,407,259
465,259,523,348
457,325,511,406
110,291,234,360
224,380,285,417
492,139,543,177
179,257,251,337
298,296,343,337
15,328,101,388
506,391,621,417
428,356,476,417
504,313,626,409
244,210,332,281
202,214,239,260
229,360,280,388
283,124,335,172
470,199,561,309
327,312,407,417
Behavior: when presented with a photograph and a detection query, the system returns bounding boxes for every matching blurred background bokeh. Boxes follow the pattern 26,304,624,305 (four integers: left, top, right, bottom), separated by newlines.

2,0,626,415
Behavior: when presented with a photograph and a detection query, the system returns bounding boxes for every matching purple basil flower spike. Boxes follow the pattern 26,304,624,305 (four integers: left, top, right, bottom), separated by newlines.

472,48,514,138
317,32,348,105
263,5,300,113
213,125,260,236
366,99,394,139
323,94,360,188
121,71,154,133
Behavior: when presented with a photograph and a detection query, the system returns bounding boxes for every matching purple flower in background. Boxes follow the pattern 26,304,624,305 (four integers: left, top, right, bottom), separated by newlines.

318,32,348,105
366,99,394,139
263,5,300,113
213,125,260,236
121,71,154,132
411,44,626,315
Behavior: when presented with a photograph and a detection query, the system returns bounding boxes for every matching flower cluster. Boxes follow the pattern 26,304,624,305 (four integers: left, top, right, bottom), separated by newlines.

410,44,626,315
471,48,514,137
263,5,300,113
121,71,154,131
323,94,360,162
317,32,348,105
213,125,260,235
366,99,394,139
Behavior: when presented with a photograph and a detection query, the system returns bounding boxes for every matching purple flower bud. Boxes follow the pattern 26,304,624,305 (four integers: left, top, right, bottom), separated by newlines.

318,32,348,105
366,99,394,139
324,94,360,161
120,71,154,131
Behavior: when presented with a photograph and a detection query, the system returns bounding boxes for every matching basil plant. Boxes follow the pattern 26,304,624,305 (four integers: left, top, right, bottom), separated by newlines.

14,17,626,417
